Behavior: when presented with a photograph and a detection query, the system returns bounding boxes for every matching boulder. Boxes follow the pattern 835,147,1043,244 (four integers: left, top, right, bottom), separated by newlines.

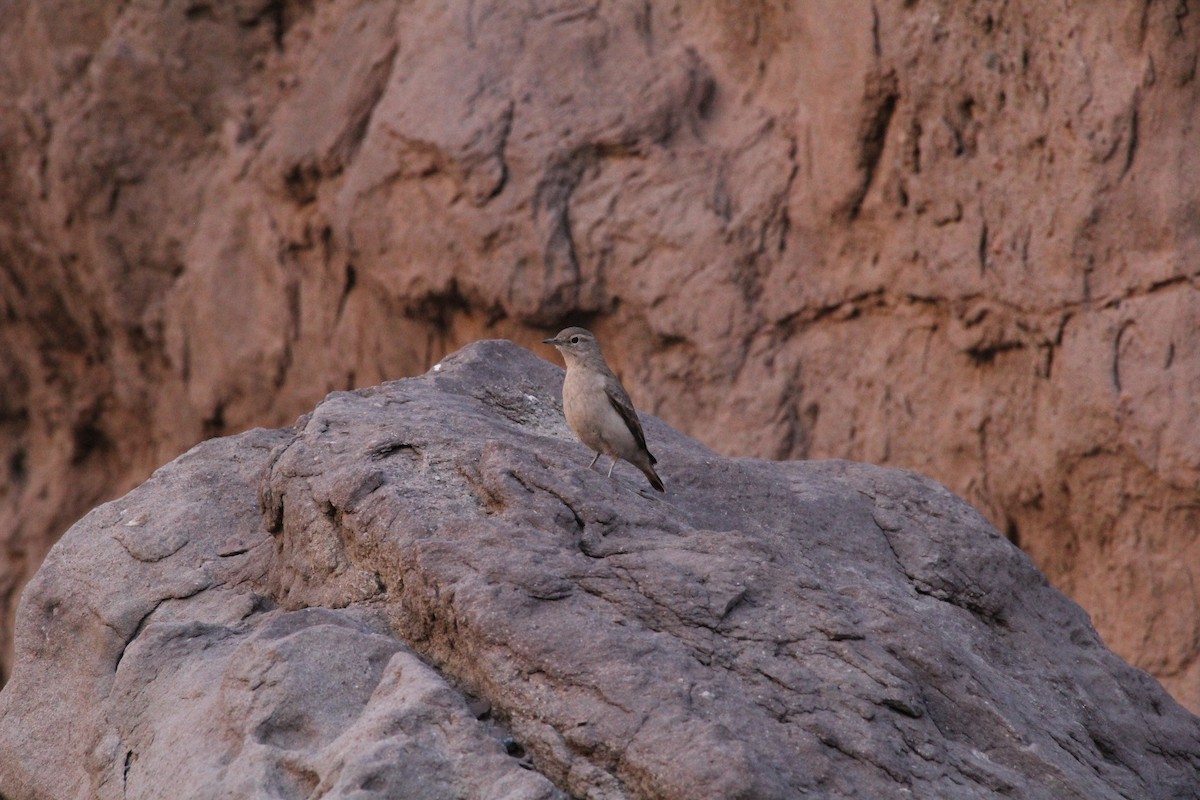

2,341,1196,799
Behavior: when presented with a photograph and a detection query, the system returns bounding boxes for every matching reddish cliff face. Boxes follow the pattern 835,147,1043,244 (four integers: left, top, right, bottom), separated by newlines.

0,0,1197,712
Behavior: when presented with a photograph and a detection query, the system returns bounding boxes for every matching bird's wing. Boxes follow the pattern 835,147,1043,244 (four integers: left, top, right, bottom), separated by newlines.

604,378,657,465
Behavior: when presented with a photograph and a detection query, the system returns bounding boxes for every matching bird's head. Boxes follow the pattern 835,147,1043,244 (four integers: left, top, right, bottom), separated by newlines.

542,327,604,365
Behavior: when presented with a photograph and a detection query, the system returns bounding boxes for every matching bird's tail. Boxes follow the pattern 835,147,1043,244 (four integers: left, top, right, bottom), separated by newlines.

640,462,665,493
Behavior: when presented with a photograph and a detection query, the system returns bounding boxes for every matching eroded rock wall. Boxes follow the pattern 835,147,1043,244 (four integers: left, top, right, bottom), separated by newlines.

0,0,1197,710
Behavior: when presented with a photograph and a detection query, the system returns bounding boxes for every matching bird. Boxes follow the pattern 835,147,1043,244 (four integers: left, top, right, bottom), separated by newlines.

542,327,665,492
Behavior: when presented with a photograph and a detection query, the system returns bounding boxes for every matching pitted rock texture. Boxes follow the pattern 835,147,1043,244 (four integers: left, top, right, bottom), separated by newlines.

1,0,1199,716
1,341,1197,800
0,412,563,800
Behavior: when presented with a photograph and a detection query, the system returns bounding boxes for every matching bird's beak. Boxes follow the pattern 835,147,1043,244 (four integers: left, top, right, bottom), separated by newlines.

542,337,560,345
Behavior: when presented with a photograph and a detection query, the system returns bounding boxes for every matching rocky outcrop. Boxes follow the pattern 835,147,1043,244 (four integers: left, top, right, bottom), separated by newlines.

0,0,1198,716
1,342,1197,799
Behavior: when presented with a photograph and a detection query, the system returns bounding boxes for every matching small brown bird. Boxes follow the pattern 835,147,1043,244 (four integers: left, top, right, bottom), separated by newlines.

542,327,665,492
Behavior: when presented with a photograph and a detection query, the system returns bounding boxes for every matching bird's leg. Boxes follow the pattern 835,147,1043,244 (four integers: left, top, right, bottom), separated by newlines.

588,451,602,470
606,459,616,478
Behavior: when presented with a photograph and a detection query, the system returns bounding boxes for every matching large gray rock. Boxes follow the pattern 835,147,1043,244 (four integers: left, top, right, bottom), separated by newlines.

1,340,1197,799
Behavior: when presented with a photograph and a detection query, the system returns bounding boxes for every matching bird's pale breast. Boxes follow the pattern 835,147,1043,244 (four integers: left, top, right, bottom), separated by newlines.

562,367,639,458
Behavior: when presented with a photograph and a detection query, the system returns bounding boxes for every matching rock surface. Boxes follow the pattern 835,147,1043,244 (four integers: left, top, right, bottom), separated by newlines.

0,0,1199,715
2,341,1198,799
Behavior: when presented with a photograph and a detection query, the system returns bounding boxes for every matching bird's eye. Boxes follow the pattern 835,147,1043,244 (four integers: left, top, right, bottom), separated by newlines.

570,336,580,344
